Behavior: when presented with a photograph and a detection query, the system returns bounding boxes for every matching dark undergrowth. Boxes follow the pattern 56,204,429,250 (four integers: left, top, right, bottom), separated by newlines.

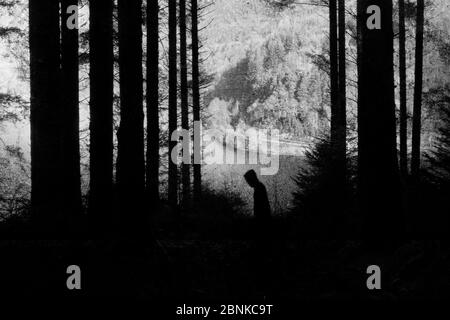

1,238,450,299
0,168,450,299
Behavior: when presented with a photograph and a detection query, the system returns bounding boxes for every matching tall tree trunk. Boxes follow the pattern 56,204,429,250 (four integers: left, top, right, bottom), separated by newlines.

338,0,346,153
411,0,425,178
117,0,145,233
146,0,160,206
329,0,339,145
180,0,190,206
338,0,346,146
399,0,408,177
357,0,402,239
330,0,347,233
191,0,202,202
29,0,62,231
168,0,178,205
328,0,344,233
60,0,81,229
89,0,114,231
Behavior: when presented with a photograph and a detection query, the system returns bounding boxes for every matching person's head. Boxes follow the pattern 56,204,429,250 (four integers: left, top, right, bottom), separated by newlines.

244,169,259,188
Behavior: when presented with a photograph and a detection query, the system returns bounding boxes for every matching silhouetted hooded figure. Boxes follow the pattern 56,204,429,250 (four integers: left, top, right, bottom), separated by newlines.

244,169,273,294
244,170,271,226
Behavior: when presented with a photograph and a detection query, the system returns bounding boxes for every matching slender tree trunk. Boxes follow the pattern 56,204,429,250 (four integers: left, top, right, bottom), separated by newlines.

146,0,160,205
329,0,344,233
191,0,201,202
60,0,81,230
357,0,402,239
399,0,408,177
329,0,347,233
338,0,346,155
168,0,178,205
29,0,62,231
89,0,114,231
180,0,190,206
411,0,425,178
329,0,339,145
117,0,145,233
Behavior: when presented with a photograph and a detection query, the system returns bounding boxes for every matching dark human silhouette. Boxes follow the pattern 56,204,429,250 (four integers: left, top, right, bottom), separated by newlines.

244,170,275,295
244,170,271,222
244,169,271,246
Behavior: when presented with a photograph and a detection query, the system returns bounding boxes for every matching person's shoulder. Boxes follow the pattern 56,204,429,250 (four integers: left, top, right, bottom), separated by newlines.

256,181,267,192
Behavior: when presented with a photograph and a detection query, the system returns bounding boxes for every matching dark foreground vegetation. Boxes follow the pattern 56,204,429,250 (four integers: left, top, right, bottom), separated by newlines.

1,237,450,299
1,183,450,300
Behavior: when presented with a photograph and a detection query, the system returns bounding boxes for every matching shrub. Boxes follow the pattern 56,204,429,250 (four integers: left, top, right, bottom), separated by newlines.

291,135,357,236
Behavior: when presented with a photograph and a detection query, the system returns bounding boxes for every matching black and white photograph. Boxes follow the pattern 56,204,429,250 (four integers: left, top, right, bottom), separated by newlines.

0,0,450,311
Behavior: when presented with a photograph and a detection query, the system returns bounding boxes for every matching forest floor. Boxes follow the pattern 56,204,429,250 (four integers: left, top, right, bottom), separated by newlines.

1,222,449,300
